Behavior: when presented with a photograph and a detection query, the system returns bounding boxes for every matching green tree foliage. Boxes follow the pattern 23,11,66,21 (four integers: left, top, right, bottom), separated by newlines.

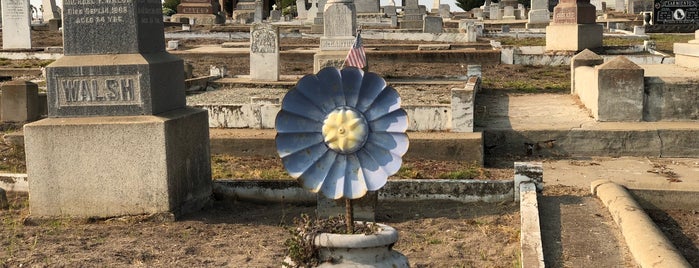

456,0,485,12
163,0,181,12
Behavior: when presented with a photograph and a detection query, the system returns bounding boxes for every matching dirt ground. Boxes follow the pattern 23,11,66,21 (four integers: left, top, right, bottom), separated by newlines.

1,28,698,267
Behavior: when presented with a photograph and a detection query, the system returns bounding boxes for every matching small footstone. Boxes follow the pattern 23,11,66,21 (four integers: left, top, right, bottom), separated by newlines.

0,188,8,210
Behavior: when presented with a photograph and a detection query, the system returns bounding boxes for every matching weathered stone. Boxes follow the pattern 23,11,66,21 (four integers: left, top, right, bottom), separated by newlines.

570,49,603,94
0,188,8,210
41,0,60,20
595,57,645,121
503,6,516,19
250,23,280,81
1,0,31,49
1,80,39,122
552,0,596,24
320,0,356,51
527,0,550,27
355,0,380,13
451,86,475,132
423,16,443,33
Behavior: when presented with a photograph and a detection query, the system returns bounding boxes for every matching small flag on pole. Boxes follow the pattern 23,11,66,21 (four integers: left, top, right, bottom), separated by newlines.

344,31,366,69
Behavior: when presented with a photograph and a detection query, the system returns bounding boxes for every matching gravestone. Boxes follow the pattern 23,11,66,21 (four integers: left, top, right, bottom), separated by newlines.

473,8,484,19
314,0,357,71
503,6,516,19
527,0,550,28
270,10,281,21
254,0,263,22
384,5,397,16
648,0,699,33
590,0,602,10
233,0,257,23
250,23,280,81
356,0,380,13
1,80,39,122
307,0,319,23
172,0,223,24
490,3,502,19
297,0,308,18
41,0,59,20
432,0,440,12
320,0,356,51
614,0,624,10
546,0,602,51
423,16,443,33
311,0,327,33
1,0,31,50
439,4,451,18
401,0,424,29
24,0,212,219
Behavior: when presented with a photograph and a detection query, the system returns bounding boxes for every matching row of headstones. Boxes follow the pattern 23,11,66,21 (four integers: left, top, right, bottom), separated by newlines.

475,0,529,20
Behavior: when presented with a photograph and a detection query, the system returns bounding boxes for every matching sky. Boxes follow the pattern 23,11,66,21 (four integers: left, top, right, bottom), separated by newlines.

29,0,463,15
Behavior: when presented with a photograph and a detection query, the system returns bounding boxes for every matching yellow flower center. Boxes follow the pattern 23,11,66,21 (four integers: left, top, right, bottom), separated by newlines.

322,107,368,154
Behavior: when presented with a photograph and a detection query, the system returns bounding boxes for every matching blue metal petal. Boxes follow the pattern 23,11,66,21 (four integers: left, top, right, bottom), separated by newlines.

368,109,408,133
294,74,336,113
281,88,327,121
276,111,323,133
320,154,347,199
317,67,346,107
362,142,403,176
355,72,387,112
367,132,409,156
276,133,325,158
363,86,401,122
344,154,368,199
281,142,329,178
298,149,338,193
356,149,389,191
341,67,364,107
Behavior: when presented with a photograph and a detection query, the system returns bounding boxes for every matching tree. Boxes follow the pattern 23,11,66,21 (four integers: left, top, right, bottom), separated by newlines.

163,0,181,12
456,0,485,12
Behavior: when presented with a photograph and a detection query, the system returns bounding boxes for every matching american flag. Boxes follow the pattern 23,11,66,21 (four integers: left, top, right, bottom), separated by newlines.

344,31,366,69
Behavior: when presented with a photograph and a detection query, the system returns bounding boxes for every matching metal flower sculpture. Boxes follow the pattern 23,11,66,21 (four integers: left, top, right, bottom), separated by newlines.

275,67,409,200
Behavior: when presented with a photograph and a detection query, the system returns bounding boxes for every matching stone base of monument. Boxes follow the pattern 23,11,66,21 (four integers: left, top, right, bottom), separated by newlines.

23,107,212,219
232,10,255,24
45,53,186,117
311,24,325,34
314,51,348,73
545,24,602,51
400,20,423,30
673,43,699,69
171,14,223,25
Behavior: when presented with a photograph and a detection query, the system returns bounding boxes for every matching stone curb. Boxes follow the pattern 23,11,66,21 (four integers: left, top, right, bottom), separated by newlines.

519,182,544,268
213,179,514,204
591,179,691,268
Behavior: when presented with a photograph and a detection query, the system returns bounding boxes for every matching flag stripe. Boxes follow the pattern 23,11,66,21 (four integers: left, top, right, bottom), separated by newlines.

344,32,366,69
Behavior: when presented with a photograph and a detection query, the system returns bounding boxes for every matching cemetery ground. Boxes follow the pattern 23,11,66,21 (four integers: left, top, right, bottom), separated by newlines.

0,29,698,267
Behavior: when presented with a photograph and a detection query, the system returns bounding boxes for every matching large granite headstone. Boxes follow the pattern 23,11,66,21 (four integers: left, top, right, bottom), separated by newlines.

50,0,183,117
24,0,212,219
648,0,699,33
546,0,603,51
1,0,31,50
250,23,280,81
